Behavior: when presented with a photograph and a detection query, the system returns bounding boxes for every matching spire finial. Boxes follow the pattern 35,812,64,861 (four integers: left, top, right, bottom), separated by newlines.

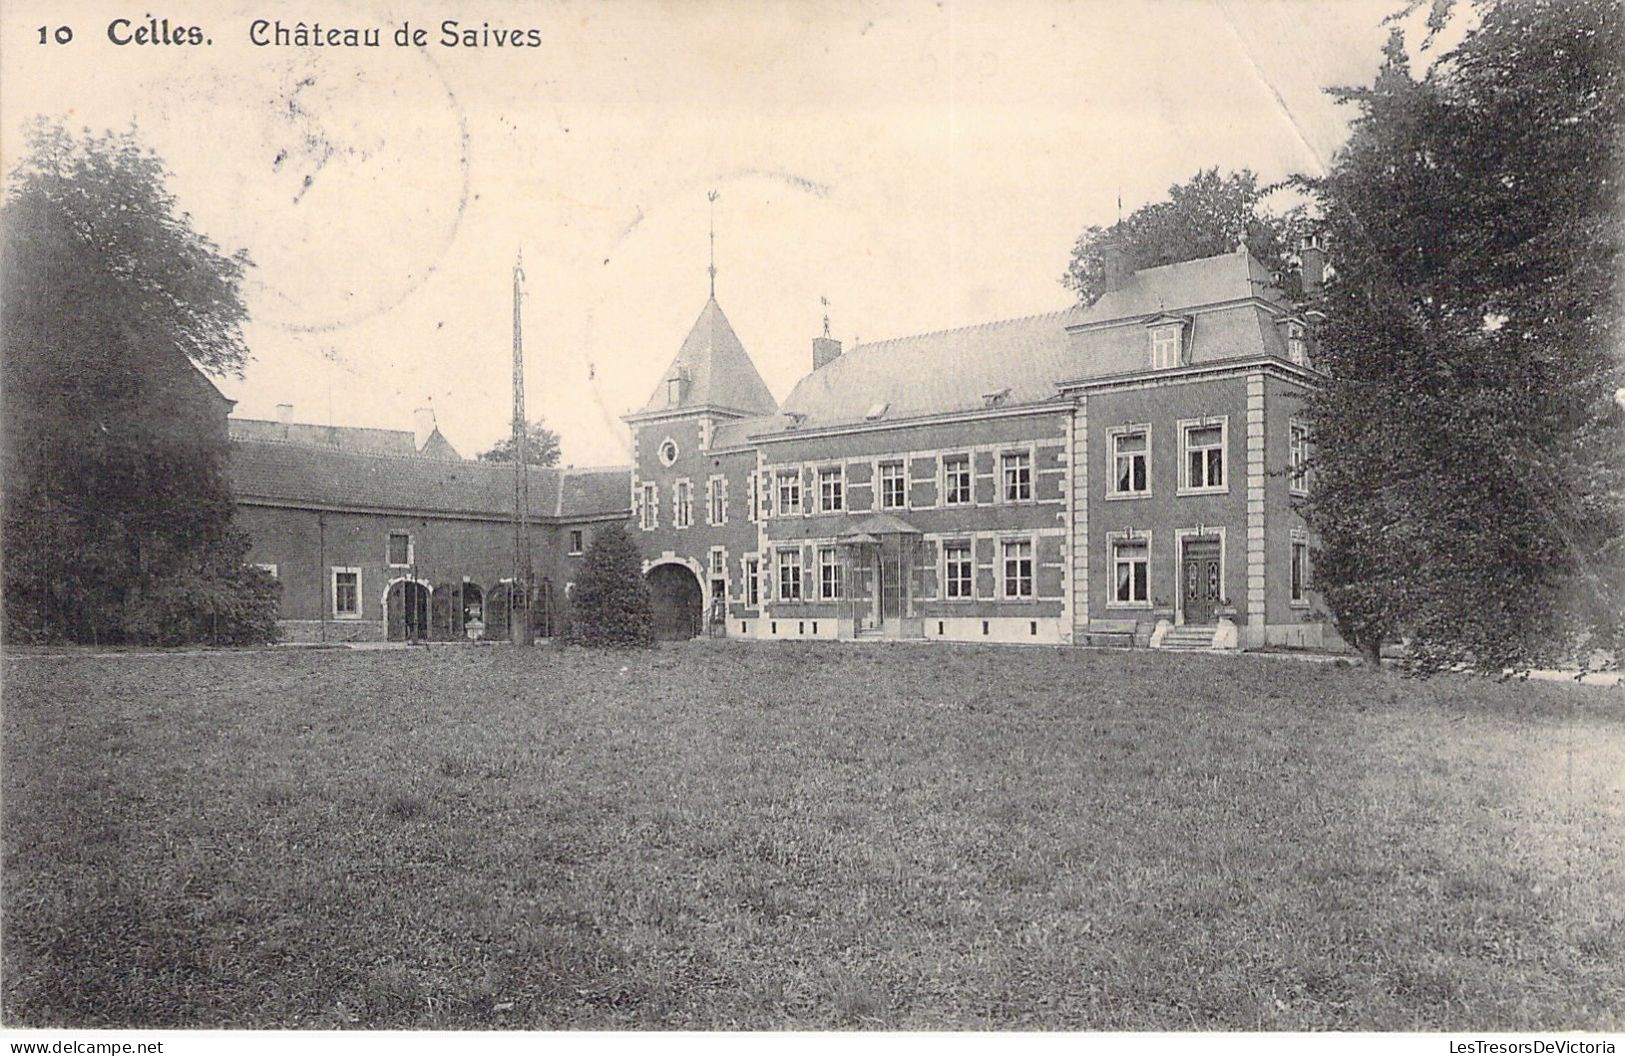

707,189,719,298
820,295,830,338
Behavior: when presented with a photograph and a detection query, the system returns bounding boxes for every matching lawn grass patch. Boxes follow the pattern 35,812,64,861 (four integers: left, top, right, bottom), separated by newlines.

3,643,1621,1029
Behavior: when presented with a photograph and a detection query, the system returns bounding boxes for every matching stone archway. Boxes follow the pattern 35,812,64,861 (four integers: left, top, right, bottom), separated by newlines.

645,562,703,641
385,579,431,641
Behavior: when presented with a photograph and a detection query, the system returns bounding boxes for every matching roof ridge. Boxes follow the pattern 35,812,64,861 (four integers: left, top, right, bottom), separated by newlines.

850,305,1082,353
231,437,569,473
230,418,416,437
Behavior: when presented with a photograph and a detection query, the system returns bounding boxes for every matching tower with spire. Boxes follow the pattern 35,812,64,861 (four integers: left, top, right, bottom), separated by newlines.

621,193,781,639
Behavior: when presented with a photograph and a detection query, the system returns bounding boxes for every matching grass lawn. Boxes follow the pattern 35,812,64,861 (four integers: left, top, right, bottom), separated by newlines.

3,642,1622,1030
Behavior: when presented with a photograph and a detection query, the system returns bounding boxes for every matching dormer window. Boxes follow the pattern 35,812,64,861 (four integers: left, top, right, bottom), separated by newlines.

1287,322,1308,366
1149,324,1183,369
1276,315,1311,367
982,388,1010,408
665,368,689,407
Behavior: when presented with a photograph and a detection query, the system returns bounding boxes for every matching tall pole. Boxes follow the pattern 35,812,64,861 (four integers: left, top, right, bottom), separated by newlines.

511,250,534,645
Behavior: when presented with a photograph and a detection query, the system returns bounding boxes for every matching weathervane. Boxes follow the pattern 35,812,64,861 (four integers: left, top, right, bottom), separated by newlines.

707,189,719,298
821,295,830,338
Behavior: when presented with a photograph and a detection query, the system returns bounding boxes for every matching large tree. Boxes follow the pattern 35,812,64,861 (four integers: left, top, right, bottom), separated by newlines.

563,523,653,648
1301,1,1625,671
477,419,562,467
2,120,277,644
1063,168,1307,305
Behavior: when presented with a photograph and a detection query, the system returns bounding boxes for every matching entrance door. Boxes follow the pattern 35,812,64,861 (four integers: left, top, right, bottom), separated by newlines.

1181,539,1222,624
386,580,430,641
878,539,904,623
647,564,702,641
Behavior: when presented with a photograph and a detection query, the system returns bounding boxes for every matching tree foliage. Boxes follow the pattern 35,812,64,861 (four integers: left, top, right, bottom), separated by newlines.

563,523,653,648
1301,1,1625,671
477,420,562,467
1063,168,1307,305
2,120,278,645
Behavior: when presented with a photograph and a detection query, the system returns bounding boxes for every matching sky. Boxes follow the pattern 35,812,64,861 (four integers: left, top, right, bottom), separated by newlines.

3,0,1428,466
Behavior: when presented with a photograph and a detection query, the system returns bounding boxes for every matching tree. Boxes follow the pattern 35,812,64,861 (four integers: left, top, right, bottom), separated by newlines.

564,523,653,647
1062,168,1307,305
2,119,278,644
1301,1,1625,672
477,420,562,466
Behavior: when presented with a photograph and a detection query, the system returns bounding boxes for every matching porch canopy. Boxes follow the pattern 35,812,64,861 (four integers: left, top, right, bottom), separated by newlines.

835,512,922,544
835,513,923,635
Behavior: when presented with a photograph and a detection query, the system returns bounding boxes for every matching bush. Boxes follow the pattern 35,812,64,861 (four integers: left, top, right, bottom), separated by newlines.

564,523,652,648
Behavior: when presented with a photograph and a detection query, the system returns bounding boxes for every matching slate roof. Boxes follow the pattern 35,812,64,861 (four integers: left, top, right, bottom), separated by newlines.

230,440,629,521
767,248,1294,435
636,297,779,417
228,418,464,461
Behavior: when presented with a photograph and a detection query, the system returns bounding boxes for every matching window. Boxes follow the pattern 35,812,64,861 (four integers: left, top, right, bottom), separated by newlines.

1289,420,1310,495
879,461,906,509
332,567,361,619
744,555,760,607
658,438,679,466
942,454,972,506
1001,451,1032,502
818,467,844,513
707,475,727,525
673,480,693,529
776,471,802,516
1001,539,1034,599
1180,419,1227,493
943,542,973,599
709,549,727,577
1151,324,1182,369
1286,322,1308,366
1291,536,1310,605
387,531,412,567
639,482,658,529
255,563,279,578
777,549,802,601
1110,426,1150,497
1111,535,1150,606
746,472,757,522
566,530,583,554
818,547,842,600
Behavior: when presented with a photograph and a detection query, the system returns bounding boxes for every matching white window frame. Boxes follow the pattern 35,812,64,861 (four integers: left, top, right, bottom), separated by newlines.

1287,322,1308,366
776,548,802,601
743,554,760,607
775,470,802,517
817,466,845,513
707,474,728,525
1150,324,1183,369
941,540,974,601
1291,530,1311,607
818,546,842,600
673,478,693,529
1107,423,1152,499
941,453,973,507
386,531,413,568
1177,416,1229,496
1289,419,1311,496
639,482,659,530
1000,449,1033,504
657,437,680,466
255,563,279,578
1106,530,1152,609
878,460,907,510
1000,536,1036,600
331,566,362,620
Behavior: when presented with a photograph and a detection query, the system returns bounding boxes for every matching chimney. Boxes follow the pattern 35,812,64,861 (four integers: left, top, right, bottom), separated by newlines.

813,335,842,372
275,403,293,425
413,406,436,450
1099,238,1129,292
1299,232,1326,299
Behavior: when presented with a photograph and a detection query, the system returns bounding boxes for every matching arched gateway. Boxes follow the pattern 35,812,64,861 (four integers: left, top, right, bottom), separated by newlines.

646,563,702,641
